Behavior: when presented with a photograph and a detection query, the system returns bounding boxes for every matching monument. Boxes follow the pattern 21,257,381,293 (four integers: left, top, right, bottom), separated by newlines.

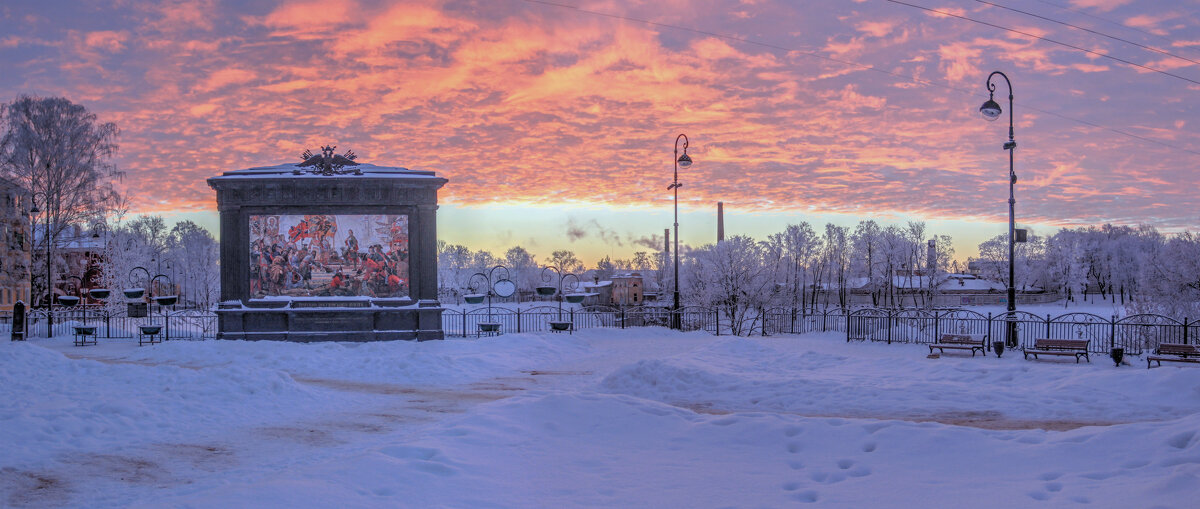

208,146,447,341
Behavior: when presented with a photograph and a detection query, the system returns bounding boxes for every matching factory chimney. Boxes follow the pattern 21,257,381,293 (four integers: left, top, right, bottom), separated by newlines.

717,202,725,243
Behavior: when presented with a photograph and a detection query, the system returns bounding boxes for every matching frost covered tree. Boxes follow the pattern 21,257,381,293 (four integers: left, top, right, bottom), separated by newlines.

687,236,776,335
165,221,219,309
850,220,884,306
549,250,583,274
504,246,538,295
1134,232,1200,316
769,222,817,312
594,255,615,281
0,95,121,301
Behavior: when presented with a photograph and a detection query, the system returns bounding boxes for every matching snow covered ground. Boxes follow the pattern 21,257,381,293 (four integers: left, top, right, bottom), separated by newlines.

2,327,1198,508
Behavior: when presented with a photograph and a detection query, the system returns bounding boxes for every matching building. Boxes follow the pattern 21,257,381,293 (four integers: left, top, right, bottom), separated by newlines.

611,272,644,306
31,223,105,307
1,177,31,311
579,279,612,307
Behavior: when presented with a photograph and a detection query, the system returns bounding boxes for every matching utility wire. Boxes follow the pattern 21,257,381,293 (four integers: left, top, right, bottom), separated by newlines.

522,0,962,93
1032,0,1181,44
882,0,1200,87
973,0,1200,67
519,0,1200,157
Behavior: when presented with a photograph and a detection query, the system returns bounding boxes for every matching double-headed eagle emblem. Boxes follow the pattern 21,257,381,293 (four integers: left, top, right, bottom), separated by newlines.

294,145,362,176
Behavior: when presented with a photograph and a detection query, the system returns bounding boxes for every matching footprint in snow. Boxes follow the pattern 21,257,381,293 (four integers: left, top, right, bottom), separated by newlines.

1027,491,1051,501
791,490,819,503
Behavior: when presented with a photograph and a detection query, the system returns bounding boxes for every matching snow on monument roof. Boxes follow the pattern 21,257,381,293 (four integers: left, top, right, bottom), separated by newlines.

213,162,440,180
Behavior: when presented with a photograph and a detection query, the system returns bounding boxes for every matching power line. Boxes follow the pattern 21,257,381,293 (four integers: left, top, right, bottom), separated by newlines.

518,0,1200,157
973,0,1200,67
521,0,956,92
1032,0,1181,44
882,0,1200,87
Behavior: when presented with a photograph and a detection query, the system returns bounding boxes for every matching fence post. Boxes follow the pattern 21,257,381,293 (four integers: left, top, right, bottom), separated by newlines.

620,308,625,329
886,310,893,344
1184,318,1190,345
986,312,992,352
516,308,522,334
1110,315,1116,350
934,310,940,340
791,308,796,335
822,310,828,332
845,310,851,341
462,311,467,338
761,308,767,337
570,308,575,330
714,309,719,336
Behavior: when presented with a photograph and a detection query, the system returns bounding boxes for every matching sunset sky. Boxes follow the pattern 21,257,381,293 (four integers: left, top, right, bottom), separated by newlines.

2,0,1198,265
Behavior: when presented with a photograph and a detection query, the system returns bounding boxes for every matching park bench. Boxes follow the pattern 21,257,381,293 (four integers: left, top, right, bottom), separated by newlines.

1147,343,1200,369
928,334,986,357
73,326,98,347
1023,338,1090,363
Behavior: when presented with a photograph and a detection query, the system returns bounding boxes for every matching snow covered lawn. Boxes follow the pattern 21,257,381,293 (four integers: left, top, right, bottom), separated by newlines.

2,329,1198,507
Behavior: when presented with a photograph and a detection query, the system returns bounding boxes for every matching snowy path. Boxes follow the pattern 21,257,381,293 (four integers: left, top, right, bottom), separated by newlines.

3,329,1199,508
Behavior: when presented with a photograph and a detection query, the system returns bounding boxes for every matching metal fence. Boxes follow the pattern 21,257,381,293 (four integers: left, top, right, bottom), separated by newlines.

10,307,218,341
442,305,722,337
845,308,1196,355
7,304,1194,355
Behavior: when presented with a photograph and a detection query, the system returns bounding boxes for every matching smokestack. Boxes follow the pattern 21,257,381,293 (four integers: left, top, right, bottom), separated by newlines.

664,228,670,255
717,202,725,243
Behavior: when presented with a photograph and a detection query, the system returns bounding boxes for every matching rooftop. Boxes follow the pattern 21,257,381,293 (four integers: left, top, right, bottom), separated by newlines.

211,162,440,180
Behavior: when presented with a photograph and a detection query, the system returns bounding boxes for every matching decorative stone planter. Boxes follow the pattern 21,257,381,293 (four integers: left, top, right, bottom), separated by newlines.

549,321,572,332
154,295,179,306
124,288,145,299
88,288,111,300
564,293,586,304
535,286,556,297
464,294,485,305
56,295,80,307
478,322,501,333
139,325,163,335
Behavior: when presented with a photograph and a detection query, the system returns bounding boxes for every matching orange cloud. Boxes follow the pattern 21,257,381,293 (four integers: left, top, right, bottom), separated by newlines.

0,0,1195,240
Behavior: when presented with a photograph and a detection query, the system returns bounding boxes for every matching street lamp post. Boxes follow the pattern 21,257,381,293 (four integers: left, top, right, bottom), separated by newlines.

29,191,52,336
667,134,692,330
979,71,1018,348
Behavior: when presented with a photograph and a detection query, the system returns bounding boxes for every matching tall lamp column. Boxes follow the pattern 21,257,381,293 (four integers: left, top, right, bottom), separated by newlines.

979,71,1018,348
668,134,692,330
30,191,52,336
